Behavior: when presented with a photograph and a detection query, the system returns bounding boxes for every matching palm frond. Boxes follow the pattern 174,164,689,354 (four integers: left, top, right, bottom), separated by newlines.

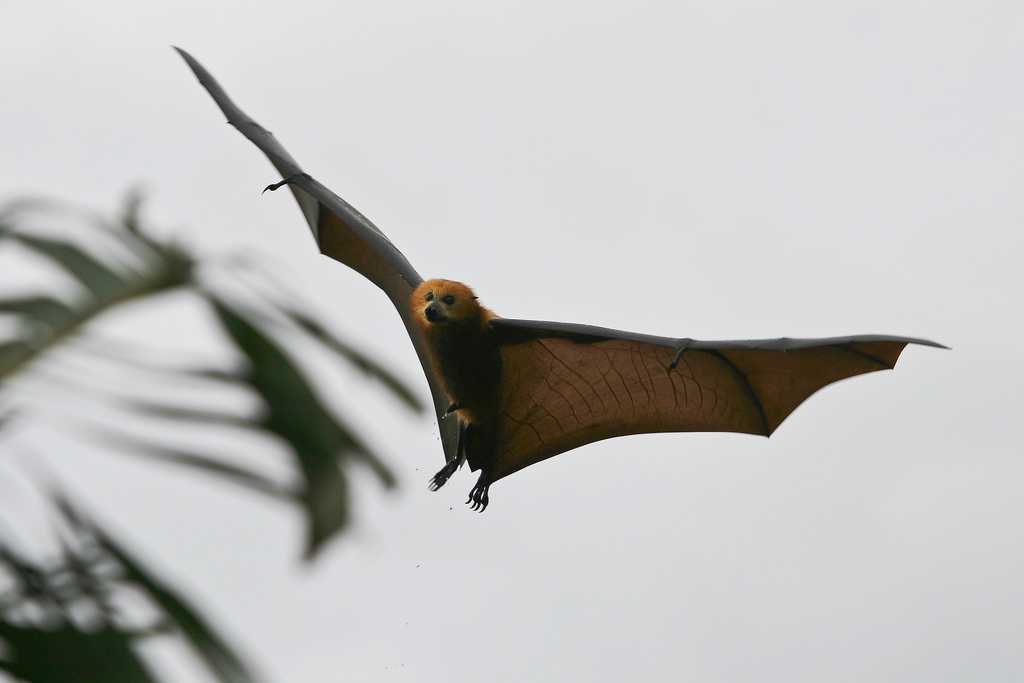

49,487,261,683
0,200,194,383
1,194,421,559
272,305,423,412
0,479,258,683
202,296,396,558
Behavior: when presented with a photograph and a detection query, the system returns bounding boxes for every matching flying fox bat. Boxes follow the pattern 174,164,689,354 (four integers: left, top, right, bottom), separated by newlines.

176,48,945,512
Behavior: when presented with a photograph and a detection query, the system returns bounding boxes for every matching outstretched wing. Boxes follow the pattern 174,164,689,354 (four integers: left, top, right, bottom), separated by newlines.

176,48,458,459
489,318,945,481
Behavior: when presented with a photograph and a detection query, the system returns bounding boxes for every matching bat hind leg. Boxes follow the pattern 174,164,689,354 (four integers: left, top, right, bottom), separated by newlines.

428,420,468,491
466,471,491,512
428,459,460,491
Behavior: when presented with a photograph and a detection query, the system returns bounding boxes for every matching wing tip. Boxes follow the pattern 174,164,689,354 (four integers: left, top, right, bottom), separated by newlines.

892,339,949,370
907,338,950,351
172,46,214,90
171,45,197,68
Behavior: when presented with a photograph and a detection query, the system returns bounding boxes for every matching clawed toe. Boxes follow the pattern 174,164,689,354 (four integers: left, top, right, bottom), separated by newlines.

465,481,490,512
428,473,447,491
428,460,459,491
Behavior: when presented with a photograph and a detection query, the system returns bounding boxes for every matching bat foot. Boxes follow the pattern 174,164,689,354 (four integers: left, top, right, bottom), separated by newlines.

428,459,460,491
262,172,312,194
444,402,461,418
465,474,490,512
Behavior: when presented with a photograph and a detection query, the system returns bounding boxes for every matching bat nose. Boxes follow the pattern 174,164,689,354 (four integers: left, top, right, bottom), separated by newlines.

425,303,443,322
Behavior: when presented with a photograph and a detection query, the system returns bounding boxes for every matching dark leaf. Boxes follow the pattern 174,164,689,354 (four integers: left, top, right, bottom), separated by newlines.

50,489,260,683
50,534,117,618
0,543,57,610
120,188,145,235
121,398,259,430
0,209,194,384
278,307,423,413
0,341,30,378
0,295,73,327
0,620,158,683
90,428,294,501
206,296,395,558
0,530,157,682
12,233,126,300
2,194,409,564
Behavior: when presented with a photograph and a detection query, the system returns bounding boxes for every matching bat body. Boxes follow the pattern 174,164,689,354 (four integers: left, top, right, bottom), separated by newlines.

177,49,946,511
411,279,502,507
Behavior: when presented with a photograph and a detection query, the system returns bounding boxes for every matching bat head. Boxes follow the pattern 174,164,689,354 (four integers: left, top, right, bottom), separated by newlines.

411,279,485,329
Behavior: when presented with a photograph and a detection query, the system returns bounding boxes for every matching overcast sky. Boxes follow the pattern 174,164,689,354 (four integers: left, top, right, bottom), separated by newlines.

3,1,1022,681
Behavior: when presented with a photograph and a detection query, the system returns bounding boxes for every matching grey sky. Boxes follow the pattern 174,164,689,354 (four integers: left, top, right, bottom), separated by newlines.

3,1,1022,681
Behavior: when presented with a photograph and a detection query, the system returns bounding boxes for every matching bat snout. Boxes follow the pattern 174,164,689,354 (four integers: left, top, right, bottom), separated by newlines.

425,303,446,323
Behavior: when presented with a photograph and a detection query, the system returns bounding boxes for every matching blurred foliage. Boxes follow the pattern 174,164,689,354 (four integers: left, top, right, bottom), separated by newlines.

0,194,424,681
0,485,257,683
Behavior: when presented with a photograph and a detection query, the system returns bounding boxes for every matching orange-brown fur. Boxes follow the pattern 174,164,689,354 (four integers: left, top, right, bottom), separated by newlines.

411,280,502,460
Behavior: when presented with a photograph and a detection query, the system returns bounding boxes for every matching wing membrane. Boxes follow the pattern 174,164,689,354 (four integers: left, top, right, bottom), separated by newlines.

177,48,458,460
490,318,944,479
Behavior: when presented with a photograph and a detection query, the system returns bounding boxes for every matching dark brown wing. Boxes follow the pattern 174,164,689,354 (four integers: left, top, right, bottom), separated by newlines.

176,48,458,460
489,318,946,480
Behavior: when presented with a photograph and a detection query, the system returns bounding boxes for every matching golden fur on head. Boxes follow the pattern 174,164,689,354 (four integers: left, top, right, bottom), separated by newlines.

411,279,492,332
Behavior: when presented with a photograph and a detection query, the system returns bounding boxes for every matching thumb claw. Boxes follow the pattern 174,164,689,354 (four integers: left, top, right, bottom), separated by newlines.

262,172,311,195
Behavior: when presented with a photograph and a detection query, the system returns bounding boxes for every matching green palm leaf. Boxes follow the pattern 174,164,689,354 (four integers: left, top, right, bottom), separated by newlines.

0,202,194,382
203,296,397,557
49,488,261,683
1,194,420,558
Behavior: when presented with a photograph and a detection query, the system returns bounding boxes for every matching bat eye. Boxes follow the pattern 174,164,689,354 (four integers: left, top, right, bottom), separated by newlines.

425,292,434,302
442,295,456,305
